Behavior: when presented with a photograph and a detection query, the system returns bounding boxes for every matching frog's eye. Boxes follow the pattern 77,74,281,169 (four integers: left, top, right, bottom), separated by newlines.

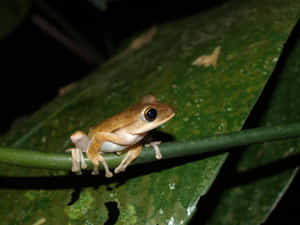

144,108,157,121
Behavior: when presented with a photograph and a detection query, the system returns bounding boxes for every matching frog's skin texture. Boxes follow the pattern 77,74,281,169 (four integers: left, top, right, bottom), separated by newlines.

66,95,175,177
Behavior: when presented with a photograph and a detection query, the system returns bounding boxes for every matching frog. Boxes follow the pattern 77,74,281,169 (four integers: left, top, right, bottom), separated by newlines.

66,95,175,177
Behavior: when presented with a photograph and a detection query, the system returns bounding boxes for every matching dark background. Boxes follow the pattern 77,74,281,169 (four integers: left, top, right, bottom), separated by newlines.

0,1,298,224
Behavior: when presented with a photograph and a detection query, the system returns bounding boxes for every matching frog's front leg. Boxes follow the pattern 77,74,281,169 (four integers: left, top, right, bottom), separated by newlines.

114,145,142,174
144,141,162,159
87,132,132,178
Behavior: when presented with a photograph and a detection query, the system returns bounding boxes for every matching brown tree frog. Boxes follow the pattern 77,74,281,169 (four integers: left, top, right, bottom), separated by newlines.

66,95,175,177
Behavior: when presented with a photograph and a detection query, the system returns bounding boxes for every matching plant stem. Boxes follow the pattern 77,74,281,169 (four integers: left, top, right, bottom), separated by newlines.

0,123,300,171
34,0,104,64
31,15,95,65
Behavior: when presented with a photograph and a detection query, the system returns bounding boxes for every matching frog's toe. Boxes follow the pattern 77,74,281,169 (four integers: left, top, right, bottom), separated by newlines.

114,166,125,174
105,171,113,178
91,168,99,175
75,171,82,175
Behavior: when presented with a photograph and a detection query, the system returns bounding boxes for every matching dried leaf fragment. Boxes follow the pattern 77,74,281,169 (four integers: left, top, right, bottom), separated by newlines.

32,217,46,225
192,46,221,68
129,26,157,50
58,82,77,95
112,26,157,61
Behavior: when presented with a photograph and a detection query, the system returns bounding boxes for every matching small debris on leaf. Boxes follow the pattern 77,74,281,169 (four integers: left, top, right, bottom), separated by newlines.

192,46,221,68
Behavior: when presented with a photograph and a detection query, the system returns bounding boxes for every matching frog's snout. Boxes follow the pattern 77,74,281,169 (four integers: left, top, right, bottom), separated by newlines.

168,106,176,115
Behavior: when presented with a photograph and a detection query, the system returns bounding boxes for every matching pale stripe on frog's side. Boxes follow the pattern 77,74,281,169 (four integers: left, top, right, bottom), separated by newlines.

101,132,145,152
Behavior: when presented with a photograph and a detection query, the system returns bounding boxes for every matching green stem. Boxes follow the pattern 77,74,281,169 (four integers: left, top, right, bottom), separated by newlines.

0,123,300,171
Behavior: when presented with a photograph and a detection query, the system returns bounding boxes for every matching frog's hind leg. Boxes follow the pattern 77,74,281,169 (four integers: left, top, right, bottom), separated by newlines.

86,131,132,178
114,145,142,174
65,148,82,174
92,153,112,178
86,136,113,178
67,131,90,174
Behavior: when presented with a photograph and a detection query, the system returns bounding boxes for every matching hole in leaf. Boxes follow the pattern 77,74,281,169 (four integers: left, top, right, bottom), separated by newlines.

67,187,82,206
104,201,120,225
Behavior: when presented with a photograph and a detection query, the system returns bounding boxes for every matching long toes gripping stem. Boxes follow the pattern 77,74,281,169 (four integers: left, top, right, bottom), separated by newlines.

145,141,162,160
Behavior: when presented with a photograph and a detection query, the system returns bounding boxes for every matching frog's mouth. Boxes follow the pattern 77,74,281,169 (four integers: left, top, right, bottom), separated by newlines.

157,112,175,125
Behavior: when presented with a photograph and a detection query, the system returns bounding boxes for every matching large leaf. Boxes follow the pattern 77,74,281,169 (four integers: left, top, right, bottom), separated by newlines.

0,0,299,224
190,24,300,225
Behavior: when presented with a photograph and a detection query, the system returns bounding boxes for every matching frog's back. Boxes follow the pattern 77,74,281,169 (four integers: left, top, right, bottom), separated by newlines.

88,104,143,137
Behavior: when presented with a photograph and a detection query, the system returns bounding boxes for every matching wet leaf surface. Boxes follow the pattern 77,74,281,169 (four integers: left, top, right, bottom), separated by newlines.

191,23,300,225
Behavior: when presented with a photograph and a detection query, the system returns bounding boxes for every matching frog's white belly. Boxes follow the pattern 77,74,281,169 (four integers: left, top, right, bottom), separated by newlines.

100,132,145,153
101,142,128,152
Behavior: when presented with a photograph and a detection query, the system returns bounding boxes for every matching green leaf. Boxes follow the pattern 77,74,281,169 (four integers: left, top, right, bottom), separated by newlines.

0,0,31,39
191,25,300,225
88,0,107,11
0,0,299,224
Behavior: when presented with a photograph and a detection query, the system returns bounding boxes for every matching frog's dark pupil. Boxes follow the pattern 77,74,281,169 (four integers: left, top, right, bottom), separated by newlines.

146,108,157,121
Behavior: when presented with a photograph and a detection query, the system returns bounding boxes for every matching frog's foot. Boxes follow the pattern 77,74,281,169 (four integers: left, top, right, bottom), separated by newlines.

91,165,113,178
144,141,162,160
88,153,113,178
115,151,122,156
114,164,126,174
114,145,142,174
99,155,113,178
66,148,82,174
66,148,87,175
91,166,113,178
91,167,99,175
79,151,87,169
105,170,113,178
